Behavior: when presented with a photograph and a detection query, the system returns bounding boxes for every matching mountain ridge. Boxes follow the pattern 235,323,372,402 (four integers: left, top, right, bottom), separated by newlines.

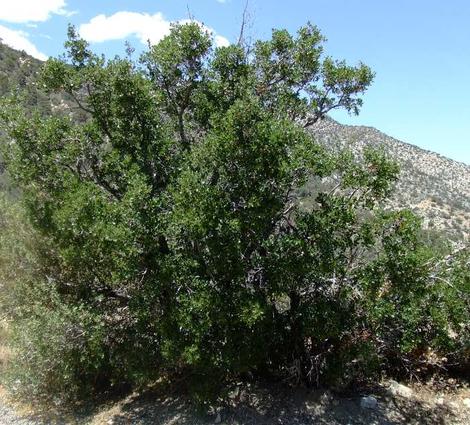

338,121,468,167
309,117,469,242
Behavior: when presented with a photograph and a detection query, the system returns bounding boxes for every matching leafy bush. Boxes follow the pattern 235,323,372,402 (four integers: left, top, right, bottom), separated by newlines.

0,195,161,400
362,212,469,377
0,22,468,402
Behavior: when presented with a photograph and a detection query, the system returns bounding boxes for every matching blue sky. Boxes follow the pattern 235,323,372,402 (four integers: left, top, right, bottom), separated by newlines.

0,0,469,164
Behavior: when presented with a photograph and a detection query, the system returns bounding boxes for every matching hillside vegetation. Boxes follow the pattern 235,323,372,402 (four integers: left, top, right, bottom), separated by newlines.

0,43,44,193
0,42,85,194
0,23,468,407
0,42,44,105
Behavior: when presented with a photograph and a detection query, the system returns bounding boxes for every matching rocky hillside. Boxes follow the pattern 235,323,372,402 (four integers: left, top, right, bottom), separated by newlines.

308,118,470,243
0,42,50,112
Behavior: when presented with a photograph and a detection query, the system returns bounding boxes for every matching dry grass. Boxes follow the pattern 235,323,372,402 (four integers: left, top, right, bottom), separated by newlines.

0,320,11,371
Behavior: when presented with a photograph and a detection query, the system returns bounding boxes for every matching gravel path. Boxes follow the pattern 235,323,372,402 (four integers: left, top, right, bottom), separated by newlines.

0,402,41,425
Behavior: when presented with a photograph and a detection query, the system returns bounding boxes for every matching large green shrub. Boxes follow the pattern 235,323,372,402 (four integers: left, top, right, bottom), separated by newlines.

0,22,468,402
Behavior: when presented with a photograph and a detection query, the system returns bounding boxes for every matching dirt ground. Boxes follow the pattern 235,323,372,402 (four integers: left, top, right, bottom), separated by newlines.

1,379,469,425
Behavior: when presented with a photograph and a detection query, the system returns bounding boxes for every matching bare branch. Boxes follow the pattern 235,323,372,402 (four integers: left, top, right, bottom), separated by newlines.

237,0,250,46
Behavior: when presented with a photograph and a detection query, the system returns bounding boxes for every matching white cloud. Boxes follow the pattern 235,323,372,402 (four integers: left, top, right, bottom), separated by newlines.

214,34,230,47
0,0,73,23
0,24,47,60
80,12,170,45
79,11,230,48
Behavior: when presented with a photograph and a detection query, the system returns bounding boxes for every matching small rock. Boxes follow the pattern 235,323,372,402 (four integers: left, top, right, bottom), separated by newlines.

214,412,222,423
319,390,333,404
228,386,240,399
447,401,459,410
463,398,470,408
360,396,378,409
388,380,413,398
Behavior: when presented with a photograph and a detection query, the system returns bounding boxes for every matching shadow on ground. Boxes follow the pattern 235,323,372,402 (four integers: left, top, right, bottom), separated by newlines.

104,381,461,425
1,379,466,424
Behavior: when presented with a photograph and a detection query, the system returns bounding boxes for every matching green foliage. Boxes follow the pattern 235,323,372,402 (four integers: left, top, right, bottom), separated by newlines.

361,212,469,376
0,22,467,403
6,293,107,400
0,194,161,400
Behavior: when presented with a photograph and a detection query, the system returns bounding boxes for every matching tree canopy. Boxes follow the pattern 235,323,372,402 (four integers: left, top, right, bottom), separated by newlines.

0,22,468,403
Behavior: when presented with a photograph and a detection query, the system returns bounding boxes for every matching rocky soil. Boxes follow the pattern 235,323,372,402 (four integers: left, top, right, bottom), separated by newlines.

1,381,469,425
